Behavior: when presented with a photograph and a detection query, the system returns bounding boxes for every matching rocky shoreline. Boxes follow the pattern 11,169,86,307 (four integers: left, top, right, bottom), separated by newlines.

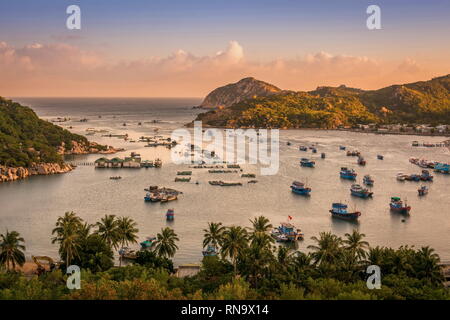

0,163,74,182
0,140,121,183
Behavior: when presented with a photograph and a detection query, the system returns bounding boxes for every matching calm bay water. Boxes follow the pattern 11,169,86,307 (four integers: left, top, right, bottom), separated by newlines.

1,98,449,264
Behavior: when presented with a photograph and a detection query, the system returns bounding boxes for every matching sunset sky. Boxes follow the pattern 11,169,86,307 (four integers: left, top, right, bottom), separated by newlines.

1,0,449,97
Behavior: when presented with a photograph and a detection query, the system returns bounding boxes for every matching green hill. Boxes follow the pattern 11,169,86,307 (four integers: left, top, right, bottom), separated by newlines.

0,97,90,167
195,75,450,128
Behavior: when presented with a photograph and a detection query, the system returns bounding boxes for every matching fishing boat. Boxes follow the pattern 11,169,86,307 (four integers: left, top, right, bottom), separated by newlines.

119,247,137,260
175,177,191,182
177,171,192,176
340,167,357,180
161,195,178,203
396,173,408,181
350,184,373,198
347,150,360,157
271,221,304,242
166,209,175,221
140,236,156,249
357,156,366,166
144,193,159,202
339,146,346,150
321,153,326,159
389,197,411,214
300,158,315,168
202,245,218,257
377,155,384,160
299,146,308,151
420,170,433,181
290,181,312,196
110,176,122,180
418,186,428,196
405,174,421,182
434,163,450,174
287,141,292,146
241,173,256,178
329,203,361,220
312,148,317,153
363,175,374,186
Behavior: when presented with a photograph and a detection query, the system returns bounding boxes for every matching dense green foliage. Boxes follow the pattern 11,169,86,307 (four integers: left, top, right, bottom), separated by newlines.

0,97,88,167
196,75,450,128
1,214,448,300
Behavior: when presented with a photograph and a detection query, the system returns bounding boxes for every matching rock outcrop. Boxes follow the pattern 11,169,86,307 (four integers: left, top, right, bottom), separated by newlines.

199,77,281,109
0,163,74,183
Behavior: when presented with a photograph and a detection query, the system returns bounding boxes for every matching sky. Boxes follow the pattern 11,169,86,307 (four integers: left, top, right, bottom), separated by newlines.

0,0,449,97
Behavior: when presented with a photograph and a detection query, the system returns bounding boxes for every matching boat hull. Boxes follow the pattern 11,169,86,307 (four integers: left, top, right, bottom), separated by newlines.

329,210,360,220
390,205,411,214
351,191,373,198
291,187,311,195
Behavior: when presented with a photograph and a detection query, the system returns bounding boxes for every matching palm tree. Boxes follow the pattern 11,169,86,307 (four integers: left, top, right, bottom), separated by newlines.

116,216,139,266
415,246,443,284
95,214,119,249
154,227,179,258
0,230,26,271
203,222,225,251
250,216,272,233
220,226,248,276
343,229,369,261
51,211,83,267
307,231,343,266
249,216,274,246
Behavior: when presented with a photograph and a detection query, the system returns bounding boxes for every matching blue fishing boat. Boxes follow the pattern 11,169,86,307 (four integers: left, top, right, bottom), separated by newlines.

271,221,304,242
299,146,308,151
377,155,384,160
363,175,374,186
420,170,433,181
312,148,317,153
418,185,428,196
405,174,421,182
290,181,311,196
339,146,346,150
434,163,449,174
202,245,218,257
340,167,357,180
300,158,315,168
329,203,361,220
166,209,175,221
390,197,411,214
350,184,373,198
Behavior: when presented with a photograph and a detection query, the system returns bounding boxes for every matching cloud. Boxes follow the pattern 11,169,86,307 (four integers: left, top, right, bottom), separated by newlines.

0,40,442,97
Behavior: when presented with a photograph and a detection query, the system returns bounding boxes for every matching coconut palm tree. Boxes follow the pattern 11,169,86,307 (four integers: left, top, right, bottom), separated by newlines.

51,211,83,267
154,227,179,258
250,216,272,233
249,216,274,245
415,246,443,284
307,231,343,266
95,214,119,249
203,222,225,251
220,226,248,276
343,229,369,261
0,230,26,271
116,216,139,266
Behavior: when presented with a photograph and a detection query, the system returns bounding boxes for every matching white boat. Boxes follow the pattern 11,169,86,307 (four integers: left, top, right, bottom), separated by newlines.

396,173,408,181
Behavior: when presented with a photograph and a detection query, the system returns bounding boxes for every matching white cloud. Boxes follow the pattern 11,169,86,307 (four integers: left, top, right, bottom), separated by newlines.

0,40,442,97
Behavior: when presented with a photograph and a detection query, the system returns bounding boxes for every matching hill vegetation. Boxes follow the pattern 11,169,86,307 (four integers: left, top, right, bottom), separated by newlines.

195,75,450,128
0,97,90,167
